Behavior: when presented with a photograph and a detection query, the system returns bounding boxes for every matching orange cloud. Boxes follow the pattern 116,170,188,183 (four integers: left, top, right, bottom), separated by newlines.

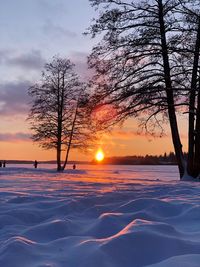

0,132,31,143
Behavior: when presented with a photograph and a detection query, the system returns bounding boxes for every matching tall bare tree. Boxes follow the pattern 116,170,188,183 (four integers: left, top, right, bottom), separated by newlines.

28,56,95,171
87,0,200,179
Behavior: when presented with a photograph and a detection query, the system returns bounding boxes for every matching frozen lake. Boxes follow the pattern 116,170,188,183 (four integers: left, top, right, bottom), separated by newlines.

3,164,179,182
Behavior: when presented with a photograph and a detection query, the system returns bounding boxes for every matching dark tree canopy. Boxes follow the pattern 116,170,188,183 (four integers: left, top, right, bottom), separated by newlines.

87,0,200,179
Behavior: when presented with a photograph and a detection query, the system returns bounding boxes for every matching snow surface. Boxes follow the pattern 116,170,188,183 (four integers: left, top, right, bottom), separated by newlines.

0,165,200,267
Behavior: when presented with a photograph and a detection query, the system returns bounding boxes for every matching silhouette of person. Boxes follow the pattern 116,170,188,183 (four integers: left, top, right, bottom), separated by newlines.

3,161,6,168
0,161,2,168
34,160,38,169
73,164,76,170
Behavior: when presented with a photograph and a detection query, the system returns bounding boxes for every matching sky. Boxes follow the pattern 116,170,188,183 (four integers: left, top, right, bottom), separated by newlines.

0,0,188,162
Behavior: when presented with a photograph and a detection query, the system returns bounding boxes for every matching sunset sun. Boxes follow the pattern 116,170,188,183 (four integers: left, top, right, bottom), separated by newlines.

95,149,105,162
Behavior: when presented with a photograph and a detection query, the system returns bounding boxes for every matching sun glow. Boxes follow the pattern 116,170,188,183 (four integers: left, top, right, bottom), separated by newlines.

95,149,105,162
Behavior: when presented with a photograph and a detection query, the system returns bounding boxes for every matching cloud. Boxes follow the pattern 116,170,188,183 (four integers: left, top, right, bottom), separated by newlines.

43,19,77,40
0,49,45,71
109,128,170,141
0,52,90,117
0,132,31,142
112,130,139,140
0,49,13,64
37,0,67,16
7,50,45,70
0,80,31,116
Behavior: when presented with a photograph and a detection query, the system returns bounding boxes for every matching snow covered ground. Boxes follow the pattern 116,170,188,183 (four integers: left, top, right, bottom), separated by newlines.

0,165,200,267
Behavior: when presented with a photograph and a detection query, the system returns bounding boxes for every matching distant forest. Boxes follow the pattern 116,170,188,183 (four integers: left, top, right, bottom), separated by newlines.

3,152,186,166
93,152,188,165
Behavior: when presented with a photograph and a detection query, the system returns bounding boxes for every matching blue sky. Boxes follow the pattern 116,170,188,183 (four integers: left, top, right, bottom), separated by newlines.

0,0,97,81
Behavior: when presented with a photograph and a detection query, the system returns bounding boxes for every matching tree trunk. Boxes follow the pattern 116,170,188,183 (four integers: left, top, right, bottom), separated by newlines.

57,143,62,171
188,18,200,177
194,83,200,177
57,72,62,172
62,140,71,171
158,0,184,178
57,115,62,171
62,98,80,171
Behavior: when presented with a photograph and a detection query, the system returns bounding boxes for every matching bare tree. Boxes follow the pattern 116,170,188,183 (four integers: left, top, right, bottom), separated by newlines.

28,56,96,171
87,0,200,179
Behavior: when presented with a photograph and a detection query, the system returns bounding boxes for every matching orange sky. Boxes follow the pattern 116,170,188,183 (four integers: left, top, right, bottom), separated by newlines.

0,115,188,162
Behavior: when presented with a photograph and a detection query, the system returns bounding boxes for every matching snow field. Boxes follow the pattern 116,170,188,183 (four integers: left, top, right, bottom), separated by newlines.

0,166,200,267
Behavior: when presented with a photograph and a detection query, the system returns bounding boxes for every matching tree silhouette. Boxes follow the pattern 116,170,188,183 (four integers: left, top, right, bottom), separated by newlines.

87,0,200,179
28,56,95,171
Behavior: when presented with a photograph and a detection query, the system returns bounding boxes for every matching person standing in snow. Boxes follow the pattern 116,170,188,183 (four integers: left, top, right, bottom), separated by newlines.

34,160,38,169
3,161,6,167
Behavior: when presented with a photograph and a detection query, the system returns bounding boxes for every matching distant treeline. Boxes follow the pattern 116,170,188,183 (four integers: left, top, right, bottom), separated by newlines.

93,152,188,165
2,153,187,165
